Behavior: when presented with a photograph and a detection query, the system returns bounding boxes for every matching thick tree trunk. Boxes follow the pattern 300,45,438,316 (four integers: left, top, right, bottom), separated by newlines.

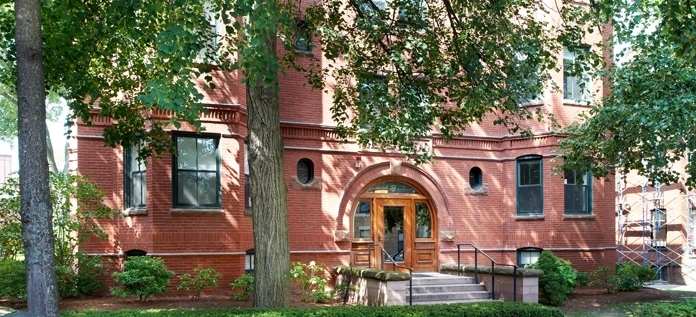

15,0,60,316
247,31,291,308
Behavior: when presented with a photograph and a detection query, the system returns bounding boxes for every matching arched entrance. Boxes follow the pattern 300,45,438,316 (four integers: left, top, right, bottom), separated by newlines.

351,180,438,272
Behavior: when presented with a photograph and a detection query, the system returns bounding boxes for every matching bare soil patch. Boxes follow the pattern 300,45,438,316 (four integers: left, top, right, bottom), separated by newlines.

559,286,696,314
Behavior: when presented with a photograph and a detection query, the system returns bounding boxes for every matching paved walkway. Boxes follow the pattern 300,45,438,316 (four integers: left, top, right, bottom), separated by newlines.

646,282,696,292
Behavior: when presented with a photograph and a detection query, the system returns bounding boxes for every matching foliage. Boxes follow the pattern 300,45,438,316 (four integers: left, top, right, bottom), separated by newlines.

0,258,26,301
632,299,696,317
290,261,332,303
559,1,696,188
177,268,222,300
60,301,564,317
0,173,119,265
615,262,657,292
230,274,255,301
306,0,600,163
56,254,105,299
589,266,618,294
589,263,657,294
111,256,174,302
528,251,582,306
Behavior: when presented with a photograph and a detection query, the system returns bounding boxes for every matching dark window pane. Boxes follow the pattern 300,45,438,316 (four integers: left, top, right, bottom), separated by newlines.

519,186,541,214
177,171,198,205
197,172,217,205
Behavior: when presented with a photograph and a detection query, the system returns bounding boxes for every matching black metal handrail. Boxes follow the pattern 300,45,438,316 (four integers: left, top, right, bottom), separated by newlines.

457,243,518,301
367,243,414,306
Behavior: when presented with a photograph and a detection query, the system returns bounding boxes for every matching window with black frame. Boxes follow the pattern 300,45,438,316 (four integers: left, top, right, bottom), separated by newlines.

517,156,543,216
125,144,146,209
564,170,591,214
173,134,220,208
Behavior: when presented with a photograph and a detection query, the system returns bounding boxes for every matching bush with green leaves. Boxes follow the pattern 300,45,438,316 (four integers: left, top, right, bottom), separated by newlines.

229,273,254,301
0,258,26,301
528,251,582,306
0,173,117,299
177,267,222,300
111,256,174,301
615,262,657,292
290,261,332,303
589,266,618,294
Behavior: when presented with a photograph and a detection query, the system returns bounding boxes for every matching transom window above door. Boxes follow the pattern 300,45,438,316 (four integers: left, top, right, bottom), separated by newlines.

367,181,418,194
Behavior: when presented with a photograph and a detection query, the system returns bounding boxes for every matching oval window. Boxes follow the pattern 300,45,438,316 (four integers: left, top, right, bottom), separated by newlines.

297,159,314,184
469,167,483,190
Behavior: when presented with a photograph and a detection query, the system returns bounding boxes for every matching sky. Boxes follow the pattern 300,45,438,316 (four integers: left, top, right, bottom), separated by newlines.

0,106,68,175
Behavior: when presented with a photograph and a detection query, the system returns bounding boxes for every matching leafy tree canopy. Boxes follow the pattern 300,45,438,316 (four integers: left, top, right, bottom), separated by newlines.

559,1,696,188
309,0,601,163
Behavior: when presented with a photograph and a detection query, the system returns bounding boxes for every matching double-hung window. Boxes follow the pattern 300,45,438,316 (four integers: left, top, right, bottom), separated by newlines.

125,145,147,209
173,134,220,208
564,170,591,214
563,46,591,102
517,156,543,215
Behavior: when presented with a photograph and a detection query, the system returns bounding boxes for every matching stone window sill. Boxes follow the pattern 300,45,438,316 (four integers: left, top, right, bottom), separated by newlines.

515,215,545,221
563,214,595,220
563,100,592,107
123,208,148,216
170,208,225,215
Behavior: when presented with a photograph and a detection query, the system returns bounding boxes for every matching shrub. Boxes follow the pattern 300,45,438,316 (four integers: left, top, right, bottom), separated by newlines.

229,273,254,301
615,262,657,292
177,268,222,300
528,251,582,306
290,261,332,303
111,256,174,301
57,253,105,299
0,259,26,301
589,266,618,294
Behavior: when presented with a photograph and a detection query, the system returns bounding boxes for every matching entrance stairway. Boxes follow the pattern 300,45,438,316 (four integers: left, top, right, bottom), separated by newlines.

407,272,494,305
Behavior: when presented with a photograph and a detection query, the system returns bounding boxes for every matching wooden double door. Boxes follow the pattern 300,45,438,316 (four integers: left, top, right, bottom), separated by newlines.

352,196,438,272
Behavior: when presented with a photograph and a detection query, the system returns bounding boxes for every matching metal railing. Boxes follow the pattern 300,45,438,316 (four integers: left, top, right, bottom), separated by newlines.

457,243,518,301
367,243,414,306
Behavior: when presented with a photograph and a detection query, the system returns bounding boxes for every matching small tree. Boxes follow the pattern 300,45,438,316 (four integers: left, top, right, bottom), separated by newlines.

177,268,222,300
111,256,174,301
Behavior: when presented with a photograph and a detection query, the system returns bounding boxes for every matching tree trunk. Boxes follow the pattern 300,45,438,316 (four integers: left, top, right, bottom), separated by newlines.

15,0,60,316
247,29,291,308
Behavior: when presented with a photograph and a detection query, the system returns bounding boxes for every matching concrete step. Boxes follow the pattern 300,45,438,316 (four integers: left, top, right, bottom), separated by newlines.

409,283,487,294
411,274,476,286
410,298,498,305
408,290,492,302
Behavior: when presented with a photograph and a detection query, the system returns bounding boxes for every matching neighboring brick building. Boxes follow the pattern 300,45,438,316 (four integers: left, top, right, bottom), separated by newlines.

74,4,617,292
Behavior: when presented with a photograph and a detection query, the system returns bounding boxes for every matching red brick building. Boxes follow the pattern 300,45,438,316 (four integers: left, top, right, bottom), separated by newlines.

74,4,616,292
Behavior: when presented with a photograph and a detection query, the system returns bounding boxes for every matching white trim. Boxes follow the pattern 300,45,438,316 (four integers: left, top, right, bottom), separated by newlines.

440,246,617,253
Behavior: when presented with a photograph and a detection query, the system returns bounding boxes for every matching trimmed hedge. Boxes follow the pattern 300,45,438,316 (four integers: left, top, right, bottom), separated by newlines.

61,302,563,317
334,266,411,281
440,263,544,277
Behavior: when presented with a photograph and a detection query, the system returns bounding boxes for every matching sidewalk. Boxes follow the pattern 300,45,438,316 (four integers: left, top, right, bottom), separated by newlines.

646,282,696,292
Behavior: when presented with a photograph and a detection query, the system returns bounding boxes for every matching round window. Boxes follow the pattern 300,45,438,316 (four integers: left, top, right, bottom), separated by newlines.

297,159,314,184
469,167,483,190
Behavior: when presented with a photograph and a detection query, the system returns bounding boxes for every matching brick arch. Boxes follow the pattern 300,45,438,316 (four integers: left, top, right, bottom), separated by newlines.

336,160,453,231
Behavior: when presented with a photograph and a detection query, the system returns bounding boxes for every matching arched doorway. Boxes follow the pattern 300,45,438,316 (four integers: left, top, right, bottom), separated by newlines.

351,180,438,272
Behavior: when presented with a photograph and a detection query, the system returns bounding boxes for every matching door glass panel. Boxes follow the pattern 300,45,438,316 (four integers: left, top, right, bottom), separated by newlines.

415,202,431,238
383,206,404,262
367,181,417,194
353,201,371,239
